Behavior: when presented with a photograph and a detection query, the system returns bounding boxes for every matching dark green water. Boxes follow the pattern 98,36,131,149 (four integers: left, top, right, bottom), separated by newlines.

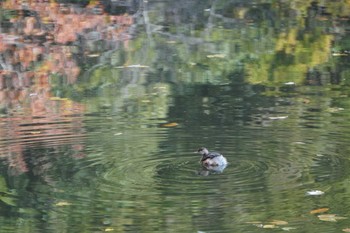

0,0,350,232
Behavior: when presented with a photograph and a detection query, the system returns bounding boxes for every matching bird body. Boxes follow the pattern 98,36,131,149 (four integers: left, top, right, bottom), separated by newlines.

196,147,228,167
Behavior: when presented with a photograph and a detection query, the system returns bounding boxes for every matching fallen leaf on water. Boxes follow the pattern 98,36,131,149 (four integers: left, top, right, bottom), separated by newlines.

55,201,72,206
50,97,68,101
87,53,100,57
332,53,348,56
302,98,311,104
310,207,329,214
30,131,41,135
293,141,306,145
342,228,350,232
284,82,295,85
306,190,324,196
318,214,347,222
104,228,114,232
327,107,345,113
270,220,288,225
268,116,288,120
247,220,288,229
161,122,179,127
263,224,277,229
282,227,297,231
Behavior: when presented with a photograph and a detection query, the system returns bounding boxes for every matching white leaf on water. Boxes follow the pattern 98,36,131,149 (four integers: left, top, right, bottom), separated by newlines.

284,82,295,85
306,190,325,196
268,116,288,120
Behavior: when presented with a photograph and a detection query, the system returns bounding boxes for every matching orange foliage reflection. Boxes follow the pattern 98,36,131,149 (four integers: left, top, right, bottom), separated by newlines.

0,1,135,175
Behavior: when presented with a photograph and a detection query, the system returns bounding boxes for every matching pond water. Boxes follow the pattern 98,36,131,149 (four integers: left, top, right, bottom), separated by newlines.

0,0,350,232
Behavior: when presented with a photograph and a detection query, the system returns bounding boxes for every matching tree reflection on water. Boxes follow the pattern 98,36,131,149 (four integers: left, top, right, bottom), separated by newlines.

0,1,350,232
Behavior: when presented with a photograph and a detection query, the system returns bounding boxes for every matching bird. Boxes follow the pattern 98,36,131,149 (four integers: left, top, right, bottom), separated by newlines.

196,147,228,167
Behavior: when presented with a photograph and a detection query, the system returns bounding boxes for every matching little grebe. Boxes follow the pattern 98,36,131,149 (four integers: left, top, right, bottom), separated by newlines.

196,147,228,167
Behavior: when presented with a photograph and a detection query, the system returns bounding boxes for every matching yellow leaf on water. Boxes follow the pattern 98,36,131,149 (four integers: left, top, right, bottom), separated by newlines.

105,228,114,232
30,131,41,135
263,224,277,229
327,107,345,113
55,201,71,206
161,122,179,127
318,214,337,222
318,214,347,222
270,220,288,225
50,97,68,101
310,208,329,214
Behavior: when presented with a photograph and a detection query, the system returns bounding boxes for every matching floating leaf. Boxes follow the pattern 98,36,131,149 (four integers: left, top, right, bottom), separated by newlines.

318,214,337,222
105,228,114,232
30,131,41,135
161,122,179,127
310,208,329,214
49,97,68,101
301,98,311,104
87,53,100,57
306,190,324,196
293,141,306,145
332,53,348,56
263,224,277,229
284,82,295,85
342,228,350,232
282,227,297,231
327,107,345,113
268,116,288,120
270,220,288,225
318,214,347,222
247,220,288,229
55,201,72,206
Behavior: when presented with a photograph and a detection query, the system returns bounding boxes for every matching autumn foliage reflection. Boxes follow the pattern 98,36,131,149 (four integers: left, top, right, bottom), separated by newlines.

0,0,135,174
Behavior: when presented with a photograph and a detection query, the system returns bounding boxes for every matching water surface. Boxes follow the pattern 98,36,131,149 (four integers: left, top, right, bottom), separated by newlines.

0,0,350,232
